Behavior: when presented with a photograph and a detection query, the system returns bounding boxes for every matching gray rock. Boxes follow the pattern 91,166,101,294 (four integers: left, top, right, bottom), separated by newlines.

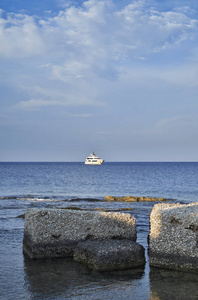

149,202,198,271
74,239,145,271
23,208,137,259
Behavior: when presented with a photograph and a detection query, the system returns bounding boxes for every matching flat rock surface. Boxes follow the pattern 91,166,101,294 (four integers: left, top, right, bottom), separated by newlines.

105,195,167,202
74,239,145,271
23,208,137,258
149,202,198,270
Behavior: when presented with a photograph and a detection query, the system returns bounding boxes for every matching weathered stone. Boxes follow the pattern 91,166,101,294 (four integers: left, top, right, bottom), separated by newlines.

105,195,167,202
149,202,198,271
74,239,145,271
23,208,137,259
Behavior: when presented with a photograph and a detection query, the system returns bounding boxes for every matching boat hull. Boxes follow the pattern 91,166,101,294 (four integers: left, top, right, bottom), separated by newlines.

85,160,104,165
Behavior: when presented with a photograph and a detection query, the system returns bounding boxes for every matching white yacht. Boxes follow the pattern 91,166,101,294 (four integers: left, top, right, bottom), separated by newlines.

85,152,104,165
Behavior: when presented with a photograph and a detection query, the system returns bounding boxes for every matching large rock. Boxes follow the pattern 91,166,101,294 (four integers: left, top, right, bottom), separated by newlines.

149,202,198,271
74,239,145,271
23,208,137,259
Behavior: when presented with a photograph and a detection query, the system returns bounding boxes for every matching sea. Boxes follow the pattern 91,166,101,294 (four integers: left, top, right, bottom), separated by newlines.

0,162,198,300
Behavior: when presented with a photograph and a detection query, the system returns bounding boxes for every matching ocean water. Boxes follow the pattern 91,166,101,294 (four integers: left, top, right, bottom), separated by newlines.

0,162,198,300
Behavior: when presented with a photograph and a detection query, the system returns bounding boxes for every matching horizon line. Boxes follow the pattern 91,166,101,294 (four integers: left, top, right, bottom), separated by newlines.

0,161,198,163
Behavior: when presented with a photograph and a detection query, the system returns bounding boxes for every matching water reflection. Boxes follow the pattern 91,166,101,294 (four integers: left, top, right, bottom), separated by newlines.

24,257,146,299
149,267,198,300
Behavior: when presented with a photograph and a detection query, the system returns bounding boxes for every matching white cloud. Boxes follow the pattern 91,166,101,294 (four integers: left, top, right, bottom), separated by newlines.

15,87,105,110
16,99,62,110
0,0,198,110
50,61,88,81
57,0,77,9
173,6,196,15
0,0,197,59
0,13,45,57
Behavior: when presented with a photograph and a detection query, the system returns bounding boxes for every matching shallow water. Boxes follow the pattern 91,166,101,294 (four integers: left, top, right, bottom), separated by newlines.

0,162,198,299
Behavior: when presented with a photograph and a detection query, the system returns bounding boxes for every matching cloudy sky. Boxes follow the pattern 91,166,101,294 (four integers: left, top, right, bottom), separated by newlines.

0,0,198,161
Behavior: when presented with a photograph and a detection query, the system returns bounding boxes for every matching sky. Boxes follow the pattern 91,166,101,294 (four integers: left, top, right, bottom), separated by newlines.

0,0,198,162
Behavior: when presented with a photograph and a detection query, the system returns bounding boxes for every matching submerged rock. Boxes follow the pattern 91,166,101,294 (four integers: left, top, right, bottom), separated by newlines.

74,239,145,271
105,195,167,202
149,202,198,271
23,208,137,259
16,214,25,218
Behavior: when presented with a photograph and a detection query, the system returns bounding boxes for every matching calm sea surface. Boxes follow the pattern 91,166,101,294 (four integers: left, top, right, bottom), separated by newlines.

0,162,198,300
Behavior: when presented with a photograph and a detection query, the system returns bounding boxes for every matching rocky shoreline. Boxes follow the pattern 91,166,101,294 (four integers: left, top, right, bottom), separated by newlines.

23,201,198,273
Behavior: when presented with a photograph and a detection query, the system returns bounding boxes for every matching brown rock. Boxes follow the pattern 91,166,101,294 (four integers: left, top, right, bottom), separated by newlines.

105,195,167,202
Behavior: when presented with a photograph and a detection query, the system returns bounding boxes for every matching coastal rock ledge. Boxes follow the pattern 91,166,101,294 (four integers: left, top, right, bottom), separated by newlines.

23,208,137,259
149,202,198,271
105,195,167,202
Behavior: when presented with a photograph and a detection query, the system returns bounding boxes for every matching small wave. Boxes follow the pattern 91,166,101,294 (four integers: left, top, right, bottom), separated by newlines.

0,195,61,202
0,195,102,202
25,197,60,202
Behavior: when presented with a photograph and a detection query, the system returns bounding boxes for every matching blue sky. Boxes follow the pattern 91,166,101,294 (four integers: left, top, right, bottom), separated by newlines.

0,0,198,161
